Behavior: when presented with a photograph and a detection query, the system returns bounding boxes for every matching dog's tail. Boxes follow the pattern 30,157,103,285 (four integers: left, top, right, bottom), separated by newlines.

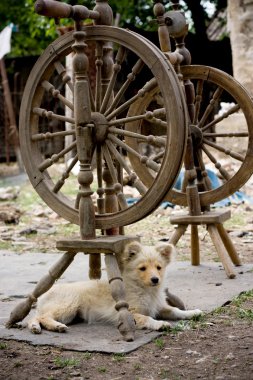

165,288,186,310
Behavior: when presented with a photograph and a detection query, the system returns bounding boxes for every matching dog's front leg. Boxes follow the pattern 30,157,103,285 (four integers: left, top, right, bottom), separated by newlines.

158,306,203,321
133,313,171,331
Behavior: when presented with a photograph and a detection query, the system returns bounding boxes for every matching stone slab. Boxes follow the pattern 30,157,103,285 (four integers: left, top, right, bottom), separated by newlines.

0,250,253,353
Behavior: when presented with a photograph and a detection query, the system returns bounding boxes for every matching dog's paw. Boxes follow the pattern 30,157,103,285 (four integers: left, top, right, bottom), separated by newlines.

152,320,171,331
186,309,203,320
29,323,42,334
192,309,203,316
55,323,68,333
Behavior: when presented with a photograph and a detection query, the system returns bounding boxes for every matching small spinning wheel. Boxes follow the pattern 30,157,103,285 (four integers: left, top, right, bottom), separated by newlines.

19,26,187,229
126,65,253,207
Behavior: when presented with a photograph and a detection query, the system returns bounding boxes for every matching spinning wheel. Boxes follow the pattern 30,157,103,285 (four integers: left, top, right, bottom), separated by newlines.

126,65,253,207
19,26,187,229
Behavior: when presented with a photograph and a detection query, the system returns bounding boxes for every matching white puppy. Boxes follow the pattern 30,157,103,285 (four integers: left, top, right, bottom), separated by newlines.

28,241,202,334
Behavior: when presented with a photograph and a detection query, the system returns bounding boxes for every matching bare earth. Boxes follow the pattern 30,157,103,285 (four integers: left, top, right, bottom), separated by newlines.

0,164,253,379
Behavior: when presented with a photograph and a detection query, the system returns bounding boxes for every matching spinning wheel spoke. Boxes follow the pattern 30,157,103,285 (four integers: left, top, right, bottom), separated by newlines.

202,103,240,133
193,79,203,124
41,80,74,110
32,107,75,126
108,126,166,147
198,86,223,129
102,144,128,210
106,78,157,121
95,42,103,111
38,141,76,172
31,128,75,142
54,60,74,93
53,155,78,193
202,138,244,162
100,45,126,114
105,139,147,195
104,58,145,117
202,144,231,181
108,133,161,173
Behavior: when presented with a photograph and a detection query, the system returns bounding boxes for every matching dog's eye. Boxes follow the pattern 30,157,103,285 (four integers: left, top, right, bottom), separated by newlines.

139,266,146,271
157,266,162,270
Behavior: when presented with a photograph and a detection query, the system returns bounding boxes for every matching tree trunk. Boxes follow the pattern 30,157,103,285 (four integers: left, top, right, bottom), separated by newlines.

227,0,253,95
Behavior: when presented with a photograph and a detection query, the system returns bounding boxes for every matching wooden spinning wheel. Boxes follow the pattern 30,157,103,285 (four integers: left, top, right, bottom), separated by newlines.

19,26,187,229
126,65,253,207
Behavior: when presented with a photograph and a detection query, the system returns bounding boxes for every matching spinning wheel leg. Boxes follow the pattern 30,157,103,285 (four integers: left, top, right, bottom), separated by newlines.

207,225,236,279
6,252,76,328
104,254,135,342
216,224,242,266
170,210,240,279
191,225,200,266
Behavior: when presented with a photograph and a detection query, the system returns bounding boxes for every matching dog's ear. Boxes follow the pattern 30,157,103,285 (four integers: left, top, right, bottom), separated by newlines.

123,241,142,261
155,243,175,263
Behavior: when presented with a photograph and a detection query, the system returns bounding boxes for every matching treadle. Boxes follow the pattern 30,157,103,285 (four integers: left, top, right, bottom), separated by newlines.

56,235,140,254
169,209,241,279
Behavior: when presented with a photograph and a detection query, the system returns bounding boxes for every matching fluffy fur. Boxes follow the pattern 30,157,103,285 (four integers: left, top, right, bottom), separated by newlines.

28,241,202,334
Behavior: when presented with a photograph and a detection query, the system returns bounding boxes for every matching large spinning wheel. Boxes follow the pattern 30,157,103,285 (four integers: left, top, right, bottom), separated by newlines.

19,26,187,229
126,65,253,207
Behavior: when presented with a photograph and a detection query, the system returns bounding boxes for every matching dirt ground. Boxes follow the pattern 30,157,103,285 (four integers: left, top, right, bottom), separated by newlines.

0,164,253,379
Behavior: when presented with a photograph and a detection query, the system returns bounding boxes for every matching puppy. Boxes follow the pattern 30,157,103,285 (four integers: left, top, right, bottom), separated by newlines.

28,241,202,334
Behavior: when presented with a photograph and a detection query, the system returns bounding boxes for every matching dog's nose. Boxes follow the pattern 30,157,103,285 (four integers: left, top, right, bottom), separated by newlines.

151,277,159,284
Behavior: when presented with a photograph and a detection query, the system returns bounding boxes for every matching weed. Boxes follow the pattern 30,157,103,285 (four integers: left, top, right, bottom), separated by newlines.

170,320,188,334
97,367,107,373
112,353,125,361
53,356,80,368
231,290,253,307
159,368,169,379
237,308,253,321
0,342,7,349
155,337,165,349
83,352,92,360
134,363,141,370
14,361,23,367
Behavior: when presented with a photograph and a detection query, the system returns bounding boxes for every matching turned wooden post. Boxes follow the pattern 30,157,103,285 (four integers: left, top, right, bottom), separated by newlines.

103,165,136,341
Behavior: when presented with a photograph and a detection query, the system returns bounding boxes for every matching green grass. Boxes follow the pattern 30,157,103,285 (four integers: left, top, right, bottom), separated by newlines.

97,367,107,373
112,353,125,361
53,356,80,368
154,337,165,349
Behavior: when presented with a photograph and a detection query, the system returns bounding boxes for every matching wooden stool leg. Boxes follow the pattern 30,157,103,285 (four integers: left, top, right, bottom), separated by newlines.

104,253,135,342
169,225,187,246
191,225,200,265
89,254,101,279
207,225,236,279
216,224,242,266
6,252,77,327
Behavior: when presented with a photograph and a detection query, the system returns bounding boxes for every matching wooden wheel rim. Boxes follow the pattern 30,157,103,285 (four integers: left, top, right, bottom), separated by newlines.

19,26,186,228
126,65,253,207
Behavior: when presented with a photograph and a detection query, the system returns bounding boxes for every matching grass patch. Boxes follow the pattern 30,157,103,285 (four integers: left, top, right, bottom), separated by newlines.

154,337,165,349
83,352,92,360
112,353,125,362
53,356,80,368
97,367,107,373
0,241,13,250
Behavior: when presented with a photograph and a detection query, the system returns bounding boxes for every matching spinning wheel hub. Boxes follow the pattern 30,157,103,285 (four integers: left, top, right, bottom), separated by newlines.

91,112,109,143
190,124,203,147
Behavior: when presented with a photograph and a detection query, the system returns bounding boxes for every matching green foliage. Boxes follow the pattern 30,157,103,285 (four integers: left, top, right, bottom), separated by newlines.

0,0,218,57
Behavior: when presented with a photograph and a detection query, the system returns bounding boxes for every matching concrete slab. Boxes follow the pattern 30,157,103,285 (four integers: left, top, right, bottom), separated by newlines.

0,250,253,353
